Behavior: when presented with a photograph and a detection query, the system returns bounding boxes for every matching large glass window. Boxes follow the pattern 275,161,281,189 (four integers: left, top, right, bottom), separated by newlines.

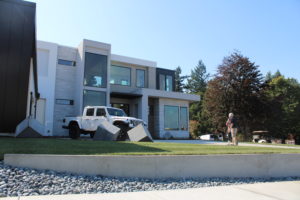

164,106,179,130
84,52,107,88
159,74,173,91
164,106,188,131
110,65,131,86
136,69,145,88
166,75,173,91
83,90,106,109
159,74,166,90
180,107,188,130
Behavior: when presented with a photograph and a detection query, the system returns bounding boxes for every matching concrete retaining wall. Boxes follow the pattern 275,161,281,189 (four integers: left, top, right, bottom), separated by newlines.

4,154,300,178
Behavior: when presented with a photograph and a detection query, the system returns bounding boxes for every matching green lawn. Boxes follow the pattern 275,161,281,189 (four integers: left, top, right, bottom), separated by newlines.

1,138,300,160
245,142,300,147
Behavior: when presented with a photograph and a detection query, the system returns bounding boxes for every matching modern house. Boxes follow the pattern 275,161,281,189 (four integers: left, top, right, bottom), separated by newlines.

37,39,200,139
0,0,40,135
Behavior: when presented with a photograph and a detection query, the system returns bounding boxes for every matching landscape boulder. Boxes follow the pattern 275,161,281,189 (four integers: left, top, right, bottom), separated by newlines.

93,121,120,141
127,124,153,142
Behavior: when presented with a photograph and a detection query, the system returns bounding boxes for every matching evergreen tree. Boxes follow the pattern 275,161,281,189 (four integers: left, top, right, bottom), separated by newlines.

185,60,211,137
185,60,210,93
174,66,188,92
265,70,282,82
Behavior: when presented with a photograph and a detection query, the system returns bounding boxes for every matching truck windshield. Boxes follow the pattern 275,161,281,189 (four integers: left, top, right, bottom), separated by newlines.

107,108,127,117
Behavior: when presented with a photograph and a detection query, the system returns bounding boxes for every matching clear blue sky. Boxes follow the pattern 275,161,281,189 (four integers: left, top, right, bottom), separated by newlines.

29,0,300,81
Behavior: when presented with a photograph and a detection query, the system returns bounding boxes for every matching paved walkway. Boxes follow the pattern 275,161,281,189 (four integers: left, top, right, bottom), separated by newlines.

3,181,300,200
154,140,300,149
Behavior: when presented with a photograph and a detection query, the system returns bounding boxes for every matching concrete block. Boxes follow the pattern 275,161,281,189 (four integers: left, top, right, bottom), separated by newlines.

127,124,153,142
93,121,120,141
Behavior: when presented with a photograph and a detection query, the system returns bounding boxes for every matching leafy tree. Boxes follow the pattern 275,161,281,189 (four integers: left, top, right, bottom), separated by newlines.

265,70,282,82
203,51,265,138
174,66,188,92
264,76,300,140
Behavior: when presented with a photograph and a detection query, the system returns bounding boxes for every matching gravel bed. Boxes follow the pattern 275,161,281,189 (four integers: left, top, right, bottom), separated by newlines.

0,161,299,197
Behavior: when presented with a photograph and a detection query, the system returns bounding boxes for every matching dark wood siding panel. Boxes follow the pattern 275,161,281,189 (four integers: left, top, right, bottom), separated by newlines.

17,5,35,127
0,0,36,132
3,3,26,132
0,1,14,132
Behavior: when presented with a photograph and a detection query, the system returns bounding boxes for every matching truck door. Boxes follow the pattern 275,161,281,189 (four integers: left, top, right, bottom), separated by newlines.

94,108,107,127
81,108,95,131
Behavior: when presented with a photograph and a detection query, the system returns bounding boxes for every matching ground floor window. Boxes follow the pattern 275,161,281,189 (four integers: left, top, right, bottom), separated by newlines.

111,103,130,116
164,105,188,130
83,90,106,109
164,106,179,130
180,107,188,130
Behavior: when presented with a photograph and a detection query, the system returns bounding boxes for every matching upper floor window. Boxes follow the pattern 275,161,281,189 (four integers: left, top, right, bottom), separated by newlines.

83,90,106,109
84,52,107,88
58,59,76,66
136,69,145,88
166,75,173,91
159,74,173,91
110,65,131,86
159,74,166,90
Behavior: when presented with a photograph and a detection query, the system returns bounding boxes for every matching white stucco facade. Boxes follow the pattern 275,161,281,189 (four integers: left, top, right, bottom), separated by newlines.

36,41,58,136
36,39,200,138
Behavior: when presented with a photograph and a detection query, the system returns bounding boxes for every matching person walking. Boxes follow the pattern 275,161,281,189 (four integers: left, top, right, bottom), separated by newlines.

226,118,232,145
227,113,238,146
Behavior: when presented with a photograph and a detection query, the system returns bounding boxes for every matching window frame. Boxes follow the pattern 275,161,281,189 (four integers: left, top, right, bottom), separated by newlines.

136,69,146,88
110,65,132,86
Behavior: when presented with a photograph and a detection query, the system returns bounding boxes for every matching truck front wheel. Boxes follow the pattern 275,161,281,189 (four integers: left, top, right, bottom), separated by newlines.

69,123,80,139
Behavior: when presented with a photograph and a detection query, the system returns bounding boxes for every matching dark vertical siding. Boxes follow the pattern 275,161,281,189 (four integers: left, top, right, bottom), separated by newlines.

0,0,36,132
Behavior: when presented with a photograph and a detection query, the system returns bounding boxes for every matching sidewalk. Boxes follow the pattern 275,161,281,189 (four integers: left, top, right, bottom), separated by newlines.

2,181,300,200
155,140,300,149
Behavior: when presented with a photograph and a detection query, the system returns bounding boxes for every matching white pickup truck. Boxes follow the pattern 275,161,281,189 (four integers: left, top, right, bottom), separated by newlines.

62,106,146,139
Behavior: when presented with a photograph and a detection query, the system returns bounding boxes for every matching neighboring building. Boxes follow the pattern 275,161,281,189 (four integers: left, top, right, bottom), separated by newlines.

0,0,39,134
37,39,200,139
